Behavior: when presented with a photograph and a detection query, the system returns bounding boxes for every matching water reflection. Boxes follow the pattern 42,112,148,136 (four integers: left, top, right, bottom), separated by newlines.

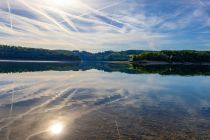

132,64,210,76
49,122,64,135
0,63,210,139
1,61,210,76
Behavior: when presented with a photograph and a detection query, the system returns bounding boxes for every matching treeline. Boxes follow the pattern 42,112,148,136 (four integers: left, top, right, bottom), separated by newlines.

73,50,144,61
131,50,210,63
0,45,80,61
2,45,210,63
0,45,144,61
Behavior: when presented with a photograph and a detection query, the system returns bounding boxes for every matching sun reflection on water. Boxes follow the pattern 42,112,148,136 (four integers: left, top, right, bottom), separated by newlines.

48,121,64,135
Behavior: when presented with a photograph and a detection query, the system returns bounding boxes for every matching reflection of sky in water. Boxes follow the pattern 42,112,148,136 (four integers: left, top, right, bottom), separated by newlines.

0,70,210,139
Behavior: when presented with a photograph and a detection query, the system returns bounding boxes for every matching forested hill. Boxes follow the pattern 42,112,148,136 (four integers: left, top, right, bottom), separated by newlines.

72,50,144,61
131,50,210,63
0,45,80,61
0,45,144,61
2,45,210,63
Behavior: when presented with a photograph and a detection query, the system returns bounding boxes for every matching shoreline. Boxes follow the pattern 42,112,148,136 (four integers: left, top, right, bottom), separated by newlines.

131,61,210,65
1,60,210,65
0,60,129,64
0,60,81,63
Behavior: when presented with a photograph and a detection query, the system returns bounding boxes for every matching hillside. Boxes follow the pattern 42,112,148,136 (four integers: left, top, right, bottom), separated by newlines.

0,45,144,61
0,45,81,61
72,50,144,61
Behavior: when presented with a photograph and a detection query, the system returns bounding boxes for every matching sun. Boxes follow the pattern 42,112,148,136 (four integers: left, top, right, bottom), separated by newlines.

48,0,82,9
49,122,64,135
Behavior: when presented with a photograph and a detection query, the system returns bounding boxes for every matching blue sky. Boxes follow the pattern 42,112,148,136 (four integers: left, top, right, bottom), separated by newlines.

0,0,210,51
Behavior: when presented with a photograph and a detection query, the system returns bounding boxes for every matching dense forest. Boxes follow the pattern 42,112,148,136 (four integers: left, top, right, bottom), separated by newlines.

72,50,144,61
0,45,81,61
0,45,144,61
2,45,210,63
131,50,210,63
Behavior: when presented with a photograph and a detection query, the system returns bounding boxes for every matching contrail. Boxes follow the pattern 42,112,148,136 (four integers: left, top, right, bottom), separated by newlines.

9,90,14,114
0,85,73,131
115,120,121,140
58,0,127,25
5,83,15,140
25,130,48,140
80,0,128,33
6,0,13,30
16,0,87,48
10,88,14,115
16,0,75,36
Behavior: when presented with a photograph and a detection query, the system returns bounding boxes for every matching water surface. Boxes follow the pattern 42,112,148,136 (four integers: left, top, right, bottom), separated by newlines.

0,62,210,140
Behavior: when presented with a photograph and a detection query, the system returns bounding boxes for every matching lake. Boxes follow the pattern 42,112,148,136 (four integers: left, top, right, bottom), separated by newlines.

0,62,210,140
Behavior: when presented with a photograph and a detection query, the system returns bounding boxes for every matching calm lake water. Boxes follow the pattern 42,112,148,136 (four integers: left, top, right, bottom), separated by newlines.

0,62,210,140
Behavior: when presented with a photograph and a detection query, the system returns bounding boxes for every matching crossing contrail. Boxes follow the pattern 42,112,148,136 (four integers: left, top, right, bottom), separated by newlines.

7,0,13,30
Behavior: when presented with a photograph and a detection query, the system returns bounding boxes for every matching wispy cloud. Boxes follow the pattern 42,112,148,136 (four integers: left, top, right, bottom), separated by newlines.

0,0,210,51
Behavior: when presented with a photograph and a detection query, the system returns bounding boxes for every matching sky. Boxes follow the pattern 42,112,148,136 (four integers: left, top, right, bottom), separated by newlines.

0,0,210,51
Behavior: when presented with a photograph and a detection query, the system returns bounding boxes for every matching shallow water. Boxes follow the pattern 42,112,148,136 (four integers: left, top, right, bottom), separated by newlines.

0,62,210,140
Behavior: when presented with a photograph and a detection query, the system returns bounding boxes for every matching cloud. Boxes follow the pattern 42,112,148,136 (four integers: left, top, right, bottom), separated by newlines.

0,0,210,51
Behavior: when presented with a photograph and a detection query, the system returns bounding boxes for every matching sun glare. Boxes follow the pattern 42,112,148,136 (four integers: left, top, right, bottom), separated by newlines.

49,122,64,135
49,0,82,9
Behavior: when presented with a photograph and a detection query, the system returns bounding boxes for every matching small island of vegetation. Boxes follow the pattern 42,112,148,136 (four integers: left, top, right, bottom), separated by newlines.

131,50,210,64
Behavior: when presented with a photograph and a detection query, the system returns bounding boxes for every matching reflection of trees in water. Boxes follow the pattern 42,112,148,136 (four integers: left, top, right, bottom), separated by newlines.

1,62,210,76
0,62,81,73
132,64,210,76
0,62,138,74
